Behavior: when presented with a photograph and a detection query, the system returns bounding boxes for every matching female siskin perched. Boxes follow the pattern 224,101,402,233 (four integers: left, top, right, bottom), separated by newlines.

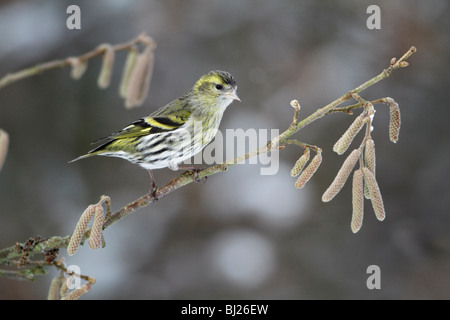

70,70,240,177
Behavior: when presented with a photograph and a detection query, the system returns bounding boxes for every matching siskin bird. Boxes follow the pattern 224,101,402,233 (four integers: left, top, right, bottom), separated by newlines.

70,70,240,188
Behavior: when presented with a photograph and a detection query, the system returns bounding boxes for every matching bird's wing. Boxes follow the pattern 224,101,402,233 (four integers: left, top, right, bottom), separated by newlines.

98,108,192,142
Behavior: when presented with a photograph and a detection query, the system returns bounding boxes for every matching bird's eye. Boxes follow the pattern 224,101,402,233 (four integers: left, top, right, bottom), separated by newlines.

215,84,224,90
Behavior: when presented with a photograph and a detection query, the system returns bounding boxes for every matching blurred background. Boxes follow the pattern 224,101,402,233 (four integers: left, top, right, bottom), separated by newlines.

0,0,449,299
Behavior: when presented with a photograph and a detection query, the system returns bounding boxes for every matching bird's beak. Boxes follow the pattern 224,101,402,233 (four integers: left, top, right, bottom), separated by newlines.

227,90,241,102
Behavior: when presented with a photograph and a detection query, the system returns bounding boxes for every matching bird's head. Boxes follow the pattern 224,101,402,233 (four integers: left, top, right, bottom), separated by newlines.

192,70,240,110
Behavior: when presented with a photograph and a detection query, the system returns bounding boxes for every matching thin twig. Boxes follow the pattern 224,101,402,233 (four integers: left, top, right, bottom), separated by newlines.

0,33,155,90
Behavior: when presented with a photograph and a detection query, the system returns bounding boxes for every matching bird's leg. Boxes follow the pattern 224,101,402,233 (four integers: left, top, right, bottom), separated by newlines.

177,166,207,184
147,170,159,200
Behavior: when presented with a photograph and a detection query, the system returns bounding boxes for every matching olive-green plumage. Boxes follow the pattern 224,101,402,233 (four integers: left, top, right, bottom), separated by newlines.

70,70,240,171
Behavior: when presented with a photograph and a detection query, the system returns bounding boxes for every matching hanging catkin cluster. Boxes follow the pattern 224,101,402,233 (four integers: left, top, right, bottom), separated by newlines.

290,148,310,177
295,150,322,189
67,34,156,109
47,270,95,300
320,97,401,233
67,196,110,256
290,147,322,189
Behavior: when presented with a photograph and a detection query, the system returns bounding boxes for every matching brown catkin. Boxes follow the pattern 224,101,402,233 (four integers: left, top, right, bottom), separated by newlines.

135,44,154,105
295,151,322,189
67,205,96,256
0,129,9,172
97,44,115,89
351,169,364,233
61,283,91,300
362,167,385,221
68,57,88,80
364,138,376,199
125,51,148,108
59,278,69,298
125,44,154,108
322,148,362,202
47,274,64,300
88,204,104,249
290,148,310,177
119,46,138,99
389,101,401,143
333,114,365,155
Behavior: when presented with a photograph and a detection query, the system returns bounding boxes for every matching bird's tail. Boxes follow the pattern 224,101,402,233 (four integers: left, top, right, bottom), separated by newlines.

69,139,116,163
68,152,98,163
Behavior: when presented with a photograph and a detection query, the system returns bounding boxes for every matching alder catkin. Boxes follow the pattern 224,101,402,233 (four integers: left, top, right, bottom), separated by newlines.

295,151,322,189
364,138,376,199
61,283,91,300
97,44,115,89
290,148,310,177
125,44,155,108
119,46,138,99
88,204,104,250
322,148,362,202
68,57,88,80
362,167,386,221
67,205,95,256
0,129,9,172
135,44,154,105
47,275,63,300
389,101,401,143
351,169,364,233
333,114,365,155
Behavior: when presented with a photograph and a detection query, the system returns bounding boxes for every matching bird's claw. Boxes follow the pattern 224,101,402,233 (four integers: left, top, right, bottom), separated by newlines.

191,168,207,183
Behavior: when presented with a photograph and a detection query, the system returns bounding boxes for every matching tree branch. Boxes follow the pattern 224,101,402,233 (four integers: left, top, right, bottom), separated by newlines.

0,32,155,90
0,46,416,282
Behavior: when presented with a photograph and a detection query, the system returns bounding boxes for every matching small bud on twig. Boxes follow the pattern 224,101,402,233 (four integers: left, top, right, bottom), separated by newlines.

290,99,300,110
362,167,385,221
290,148,310,177
333,114,365,155
351,169,364,233
322,148,362,202
295,150,322,189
